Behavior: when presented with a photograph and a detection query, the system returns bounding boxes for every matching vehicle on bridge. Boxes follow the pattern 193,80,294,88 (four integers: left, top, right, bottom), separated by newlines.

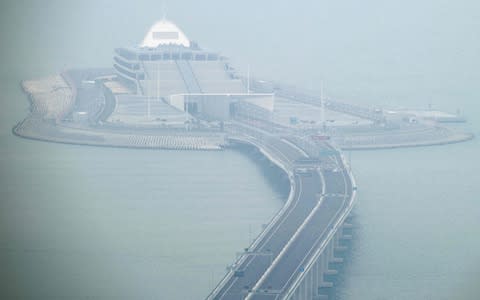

294,167,315,176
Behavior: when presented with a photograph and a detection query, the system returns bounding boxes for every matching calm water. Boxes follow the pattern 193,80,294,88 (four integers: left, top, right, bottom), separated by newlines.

1,1,479,299
337,140,480,300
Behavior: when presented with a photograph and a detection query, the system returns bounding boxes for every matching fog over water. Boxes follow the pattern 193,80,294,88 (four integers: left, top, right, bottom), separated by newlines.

1,1,479,299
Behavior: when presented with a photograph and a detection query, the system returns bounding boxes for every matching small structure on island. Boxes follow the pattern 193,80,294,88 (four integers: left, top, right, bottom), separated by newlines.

110,19,274,125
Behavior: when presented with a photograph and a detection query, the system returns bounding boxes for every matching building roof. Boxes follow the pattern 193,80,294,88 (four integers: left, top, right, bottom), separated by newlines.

140,19,190,48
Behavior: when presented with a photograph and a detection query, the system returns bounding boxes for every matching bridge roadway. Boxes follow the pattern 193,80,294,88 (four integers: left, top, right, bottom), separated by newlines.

208,132,354,300
247,78,384,123
250,157,351,300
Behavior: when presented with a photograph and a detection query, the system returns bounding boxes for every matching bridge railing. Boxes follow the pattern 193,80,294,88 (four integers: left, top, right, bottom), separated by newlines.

245,77,384,123
281,151,357,299
205,131,299,300
207,123,355,300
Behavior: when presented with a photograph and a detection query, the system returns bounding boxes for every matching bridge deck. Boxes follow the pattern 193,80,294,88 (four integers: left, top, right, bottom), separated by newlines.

209,130,354,300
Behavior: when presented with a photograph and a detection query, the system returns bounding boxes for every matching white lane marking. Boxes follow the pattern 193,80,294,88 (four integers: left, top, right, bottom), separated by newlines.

214,142,305,299
247,170,326,299
212,138,326,299
280,188,345,292
282,154,358,299
280,138,309,158
280,156,349,295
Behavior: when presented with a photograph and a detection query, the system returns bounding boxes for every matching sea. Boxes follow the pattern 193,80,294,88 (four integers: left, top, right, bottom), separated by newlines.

1,1,479,299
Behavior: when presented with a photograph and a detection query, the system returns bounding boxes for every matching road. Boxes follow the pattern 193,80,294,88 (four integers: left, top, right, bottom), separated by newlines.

250,161,351,299
209,132,353,300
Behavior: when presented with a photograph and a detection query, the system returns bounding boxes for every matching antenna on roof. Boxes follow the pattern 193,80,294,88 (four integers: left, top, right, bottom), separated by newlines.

320,80,325,131
247,64,250,94
162,2,167,20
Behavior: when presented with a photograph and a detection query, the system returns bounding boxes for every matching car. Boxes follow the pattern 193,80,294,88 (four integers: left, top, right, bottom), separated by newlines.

234,270,245,277
295,168,313,176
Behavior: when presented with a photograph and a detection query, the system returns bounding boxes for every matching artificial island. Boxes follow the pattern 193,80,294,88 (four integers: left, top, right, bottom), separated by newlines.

14,19,473,300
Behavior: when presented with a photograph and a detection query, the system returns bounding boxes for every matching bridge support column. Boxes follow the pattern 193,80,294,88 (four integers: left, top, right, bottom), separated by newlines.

324,242,338,276
321,252,328,280
300,276,307,300
306,268,313,300
330,236,344,264
334,228,348,254
311,260,318,297
293,285,300,299
328,240,335,262
341,223,353,239
335,229,342,247
290,226,353,299
313,258,330,300
319,252,334,286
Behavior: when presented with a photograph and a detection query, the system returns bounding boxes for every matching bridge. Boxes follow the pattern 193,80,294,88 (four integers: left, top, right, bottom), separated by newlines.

247,78,384,123
207,123,357,300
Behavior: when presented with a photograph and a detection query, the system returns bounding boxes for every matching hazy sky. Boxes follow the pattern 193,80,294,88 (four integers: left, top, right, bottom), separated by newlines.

1,0,479,118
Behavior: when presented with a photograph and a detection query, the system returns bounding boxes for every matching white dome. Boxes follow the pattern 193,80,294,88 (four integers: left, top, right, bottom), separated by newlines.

140,19,190,48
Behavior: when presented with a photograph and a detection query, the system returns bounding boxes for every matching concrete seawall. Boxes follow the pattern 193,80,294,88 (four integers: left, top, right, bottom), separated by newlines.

15,72,365,299
13,120,226,150
14,72,474,151
15,75,226,150
335,128,474,150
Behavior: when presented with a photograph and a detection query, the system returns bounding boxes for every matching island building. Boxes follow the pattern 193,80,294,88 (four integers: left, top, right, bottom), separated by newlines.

18,18,470,151
109,19,274,125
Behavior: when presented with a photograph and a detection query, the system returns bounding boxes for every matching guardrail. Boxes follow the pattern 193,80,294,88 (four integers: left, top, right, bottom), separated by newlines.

205,134,297,300
206,126,356,300
281,151,357,299
245,77,384,123
246,167,326,299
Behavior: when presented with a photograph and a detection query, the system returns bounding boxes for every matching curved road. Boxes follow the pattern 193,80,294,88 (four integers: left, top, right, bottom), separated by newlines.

208,132,354,300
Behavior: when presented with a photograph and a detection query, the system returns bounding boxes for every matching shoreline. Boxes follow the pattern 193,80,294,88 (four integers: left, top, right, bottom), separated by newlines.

340,132,474,150
12,118,474,151
14,71,474,152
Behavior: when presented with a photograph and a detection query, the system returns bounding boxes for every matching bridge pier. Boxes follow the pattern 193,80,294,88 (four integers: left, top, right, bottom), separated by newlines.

317,231,346,299
318,252,328,284
314,255,328,299
285,217,354,299
307,267,314,300
312,259,321,298
331,232,344,263
334,227,348,254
